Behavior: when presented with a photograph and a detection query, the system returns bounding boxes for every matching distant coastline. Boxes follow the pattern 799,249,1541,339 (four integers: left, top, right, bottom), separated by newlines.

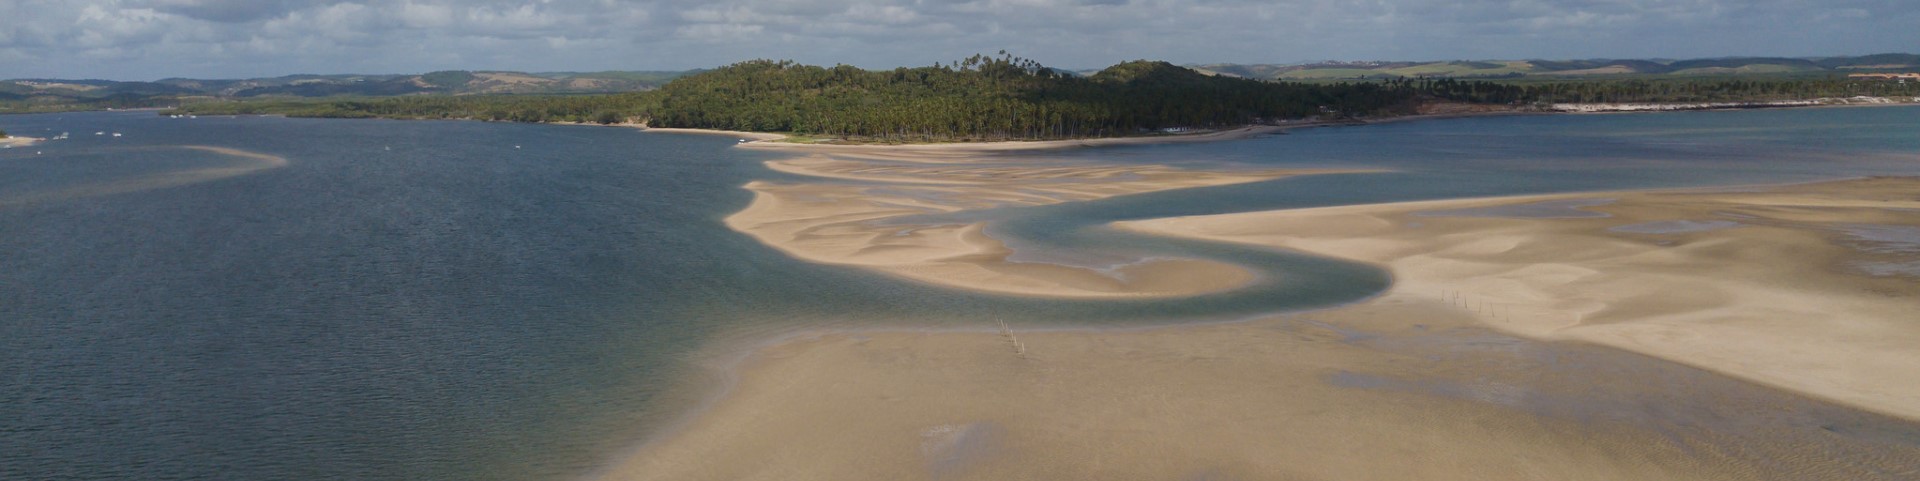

617,97,1919,150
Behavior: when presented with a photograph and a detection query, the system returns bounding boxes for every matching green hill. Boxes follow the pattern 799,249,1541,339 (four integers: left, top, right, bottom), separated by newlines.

1191,53,1918,80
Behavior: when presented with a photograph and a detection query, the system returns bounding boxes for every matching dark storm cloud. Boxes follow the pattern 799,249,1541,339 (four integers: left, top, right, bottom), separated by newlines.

0,0,1914,80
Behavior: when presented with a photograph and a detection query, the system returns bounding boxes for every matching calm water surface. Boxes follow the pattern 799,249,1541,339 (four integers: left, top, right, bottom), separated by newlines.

2,107,1917,480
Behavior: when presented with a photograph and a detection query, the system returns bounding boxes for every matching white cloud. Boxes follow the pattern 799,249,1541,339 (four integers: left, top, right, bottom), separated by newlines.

0,0,1913,79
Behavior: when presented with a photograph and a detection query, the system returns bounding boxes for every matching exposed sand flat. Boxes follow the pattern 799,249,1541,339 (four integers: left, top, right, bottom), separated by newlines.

637,127,787,141
724,157,1363,297
1,136,45,147
599,293,1920,481
1119,177,1920,420
723,131,1379,298
637,124,1307,155
738,125,1294,153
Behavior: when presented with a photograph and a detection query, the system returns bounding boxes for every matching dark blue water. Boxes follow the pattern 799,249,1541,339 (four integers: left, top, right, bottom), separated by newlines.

2,107,1917,481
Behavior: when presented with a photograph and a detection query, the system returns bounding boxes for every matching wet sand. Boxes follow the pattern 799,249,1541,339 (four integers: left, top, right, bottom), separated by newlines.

603,112,1920,479
1120,177,1920,420
724,149,1374,298
734,125,1296,152
1,136,45,147
596,293,1920,481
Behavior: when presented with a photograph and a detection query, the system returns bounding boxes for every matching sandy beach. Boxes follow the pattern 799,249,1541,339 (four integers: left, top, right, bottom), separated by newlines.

1,135,45,147
598,292,1919,481
724,147,1374,298
635,126,787,141
594,104,1920,480
1120,177,1920,420
623,123,1327,153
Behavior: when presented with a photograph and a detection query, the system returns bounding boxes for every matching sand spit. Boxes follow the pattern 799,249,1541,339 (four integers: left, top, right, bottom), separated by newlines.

1120,177,1920,420
725,149,1371,298
735,125,1296,153
636,126,787,141
1,136,46,147
598,293,1920,481
0,145,289,208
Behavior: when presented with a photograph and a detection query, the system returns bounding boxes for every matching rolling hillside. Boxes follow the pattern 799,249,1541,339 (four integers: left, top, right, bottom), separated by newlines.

1187,53,1919,80
0,70,693,112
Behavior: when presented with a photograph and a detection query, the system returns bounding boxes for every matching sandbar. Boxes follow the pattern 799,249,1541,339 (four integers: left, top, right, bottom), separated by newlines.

725,150,1371,298
597,291,1919,481
604,141,1920,479
1119,177,1920,420
1,136,45,147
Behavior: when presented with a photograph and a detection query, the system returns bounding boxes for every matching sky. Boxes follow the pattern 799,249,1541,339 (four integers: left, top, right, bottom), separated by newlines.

2,0,1917,80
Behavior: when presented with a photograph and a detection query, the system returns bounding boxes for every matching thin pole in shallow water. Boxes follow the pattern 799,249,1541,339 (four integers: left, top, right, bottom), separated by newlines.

998,318,1027,358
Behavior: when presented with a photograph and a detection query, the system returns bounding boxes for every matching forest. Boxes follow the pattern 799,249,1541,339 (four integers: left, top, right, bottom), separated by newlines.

163,53,1919,142
173,53,1501,141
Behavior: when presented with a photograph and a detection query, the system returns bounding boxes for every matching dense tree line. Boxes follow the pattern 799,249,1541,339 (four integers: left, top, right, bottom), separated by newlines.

160,54,1919,141
0,92,181,114
642,53,1439,141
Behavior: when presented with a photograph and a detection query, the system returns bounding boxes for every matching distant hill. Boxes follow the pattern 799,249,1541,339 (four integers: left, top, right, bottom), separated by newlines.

1185,53,1919,80
0,70,694,111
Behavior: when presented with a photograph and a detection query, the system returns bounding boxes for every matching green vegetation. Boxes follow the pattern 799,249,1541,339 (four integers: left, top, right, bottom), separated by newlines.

420,70,478,88
175,93,660,124
1,128,8,138
1498,76,1918,103
0,69,689,114
7,52,1915,143
159,54,1918,142
1236,53,1920,81
174,53,1519,141
641,54,1443,141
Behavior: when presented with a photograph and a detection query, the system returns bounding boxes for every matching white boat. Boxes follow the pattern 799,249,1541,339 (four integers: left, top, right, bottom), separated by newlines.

95,131,105,136
111,133,123,137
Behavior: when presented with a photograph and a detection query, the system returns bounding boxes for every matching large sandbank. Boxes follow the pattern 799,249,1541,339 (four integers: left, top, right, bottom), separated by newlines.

725,149,1374,298
1119,177,1920,420
600,112,1920,479
598,290,1919,481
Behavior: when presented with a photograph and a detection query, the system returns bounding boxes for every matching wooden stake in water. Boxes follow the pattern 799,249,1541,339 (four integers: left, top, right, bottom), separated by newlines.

998,319,1026,358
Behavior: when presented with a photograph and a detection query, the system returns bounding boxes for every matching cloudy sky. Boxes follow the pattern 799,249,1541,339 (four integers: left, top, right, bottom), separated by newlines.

2,0,1916,80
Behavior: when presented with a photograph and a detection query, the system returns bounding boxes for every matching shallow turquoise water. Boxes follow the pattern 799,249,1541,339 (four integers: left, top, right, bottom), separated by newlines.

1,107,1916,480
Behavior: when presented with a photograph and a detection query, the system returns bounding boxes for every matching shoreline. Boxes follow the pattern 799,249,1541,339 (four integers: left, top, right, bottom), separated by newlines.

599,96,1920,479
599,177,1920,481
616,99,1918,153
705,112,1387,299
722,158,1374,298
631,117,1456,154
